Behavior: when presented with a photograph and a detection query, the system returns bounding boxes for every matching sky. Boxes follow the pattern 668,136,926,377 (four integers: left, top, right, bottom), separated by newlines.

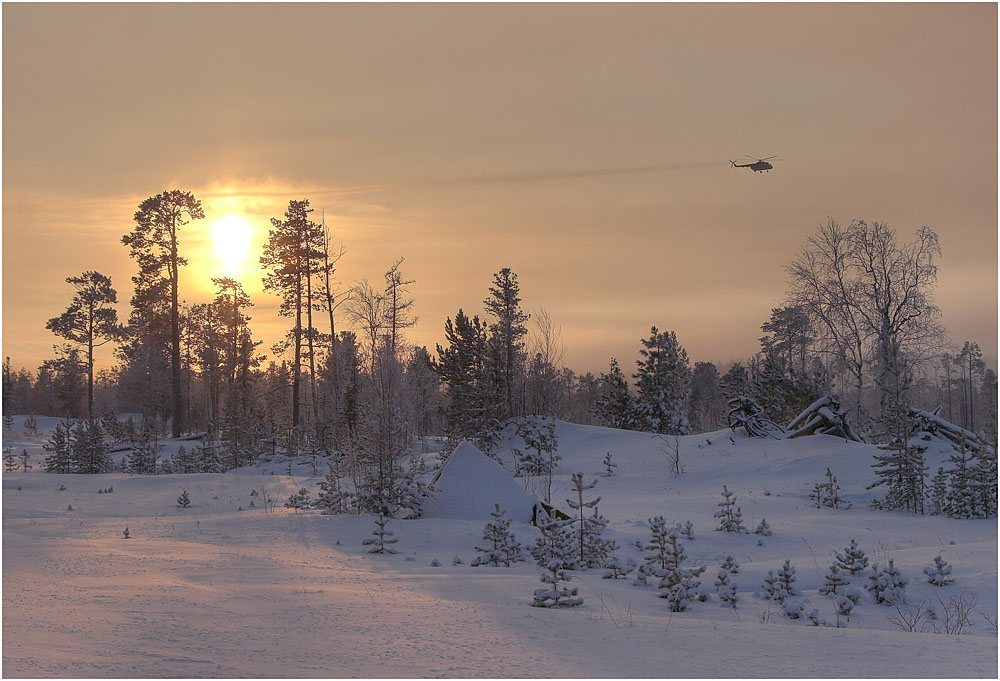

3,3,997,377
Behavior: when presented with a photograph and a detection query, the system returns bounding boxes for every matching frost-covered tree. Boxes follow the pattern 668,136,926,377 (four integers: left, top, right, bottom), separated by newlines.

632,327,692,435
594,358,633,429
518,419,560,504
866,559,908,605
715,569,739,608
776,559,798,596
923,555,954,586
601,541,635,579
754,518,772,536
720,555,740,574
566,473,609,567
126,429,158,474
928,467,949,516
71,420,113,474
869,435,928,514
714,485,747,533
760,570,785,602
835,539,869,575
363,514,398,554
472,504,523,567
484,268,530,420
819,563,850,595
602,451,617,476
284,487,311,512
643,515,673,577
530,516,583,608
43,422,73,473
314,462,353,515
660,573,701,612
809,467,848,509
678,520,694,541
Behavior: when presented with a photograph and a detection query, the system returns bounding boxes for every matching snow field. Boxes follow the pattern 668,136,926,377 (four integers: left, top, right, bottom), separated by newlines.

2,417,997,677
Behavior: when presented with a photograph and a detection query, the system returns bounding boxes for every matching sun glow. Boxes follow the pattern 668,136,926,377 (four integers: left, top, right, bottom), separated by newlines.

212,214,253,273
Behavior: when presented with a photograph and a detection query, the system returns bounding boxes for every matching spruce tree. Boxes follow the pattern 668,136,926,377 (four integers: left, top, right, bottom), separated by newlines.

715,569,739,608
776,559,798,596
632,327,692,435
177,490,191,508
43,422,73,473
483,268,529,420
923,555,954,586
819,563,850,595
754,518,772,536
594,359,633,429
530,516,583,608
866,559,908,605
314,463,353,515
363,514,398,554
835,539,869,575
566,473,608,567
472,504,523,567
714,485,748,533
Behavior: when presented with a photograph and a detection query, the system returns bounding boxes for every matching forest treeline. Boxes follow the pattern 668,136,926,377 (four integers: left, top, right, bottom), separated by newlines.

3,193,997,482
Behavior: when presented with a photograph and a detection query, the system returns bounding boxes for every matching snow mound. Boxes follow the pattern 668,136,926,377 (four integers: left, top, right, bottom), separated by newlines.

424,441,537,523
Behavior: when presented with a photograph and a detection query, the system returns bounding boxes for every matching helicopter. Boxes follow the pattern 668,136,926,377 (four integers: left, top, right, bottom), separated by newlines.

730,155,779,173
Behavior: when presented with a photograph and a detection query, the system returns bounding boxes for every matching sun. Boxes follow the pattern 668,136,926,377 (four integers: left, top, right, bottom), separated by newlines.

212,214,253,273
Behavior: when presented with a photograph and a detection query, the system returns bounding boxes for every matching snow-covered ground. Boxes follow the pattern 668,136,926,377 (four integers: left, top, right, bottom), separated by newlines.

3,416,997,678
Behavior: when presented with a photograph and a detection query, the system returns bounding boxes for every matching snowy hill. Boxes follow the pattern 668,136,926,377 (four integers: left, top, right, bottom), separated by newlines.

3,417,996,677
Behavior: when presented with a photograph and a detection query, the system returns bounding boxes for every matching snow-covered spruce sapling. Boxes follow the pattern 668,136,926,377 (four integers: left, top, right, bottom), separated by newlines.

643,516,674,578
809,467,850,509
760,570,786,602
530,516,583,608
715,569,739,608
284,487,311,512
471,504,523,567
363,514,398,554
314,463,353,515
177,490,191,508
601,541,635,579
23,415,38,436
866,559,908,605
714,485,748,533
923,555,954,586
18,450,31,472
603,452,617,477
678,520,694,540
776,559,798,596
567,473,610,568
661,574,700,612
4,448,19,472
835,538,869,575
754,517,772,536
818,563,850,596
720,555,740,573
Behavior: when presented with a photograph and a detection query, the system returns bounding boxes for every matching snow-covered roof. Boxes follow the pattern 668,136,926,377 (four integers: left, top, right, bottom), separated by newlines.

423,441,538,523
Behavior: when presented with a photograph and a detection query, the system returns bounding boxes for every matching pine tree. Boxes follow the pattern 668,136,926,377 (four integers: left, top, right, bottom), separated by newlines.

643,515,673,577
530,516,583,608
661,573,700,612
819,563,850,595
601,541,635,579
714,485,748,533
655,527,688,589
720,555,740,574
594,358,633,429
363,514,398,554
632,327,692,435
284,487,311,512
866,559,908,605
835,539,869,575
483,268,530,420
177,490,191,508
472,504,524,567
923,555,954,586
678,520,694,540
314,462,353,515
123,191,205,437
72,420,113,474
776,559,798,596
760,570,785,602
809,467,847,509
566,473,609,567
602,451,617,476
4,448,19,473
754,518,772,536
715,569,739,608
928,467,949,516
46,271,122,420
43,422,73,473
869,437,927,514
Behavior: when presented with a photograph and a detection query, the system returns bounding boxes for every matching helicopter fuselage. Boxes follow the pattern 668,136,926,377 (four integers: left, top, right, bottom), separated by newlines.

731,160,773,172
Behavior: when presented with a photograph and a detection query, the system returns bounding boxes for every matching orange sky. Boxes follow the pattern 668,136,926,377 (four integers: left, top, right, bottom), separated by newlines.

3,3,997,376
